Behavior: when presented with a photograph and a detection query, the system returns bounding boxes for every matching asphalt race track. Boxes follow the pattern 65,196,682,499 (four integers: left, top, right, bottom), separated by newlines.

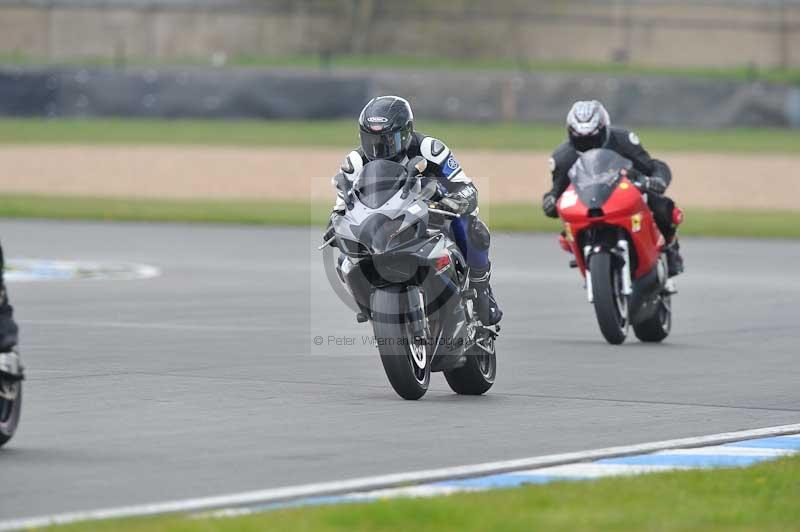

0,220,798,520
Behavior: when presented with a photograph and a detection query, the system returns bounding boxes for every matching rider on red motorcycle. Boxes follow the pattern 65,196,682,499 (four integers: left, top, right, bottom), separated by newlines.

542,101,684,276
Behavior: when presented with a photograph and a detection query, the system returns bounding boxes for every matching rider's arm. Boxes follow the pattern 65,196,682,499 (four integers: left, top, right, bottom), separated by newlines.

331,150,365,213
332,172,347,214
420,137,478,214
548,143,579,198
616,129,672,188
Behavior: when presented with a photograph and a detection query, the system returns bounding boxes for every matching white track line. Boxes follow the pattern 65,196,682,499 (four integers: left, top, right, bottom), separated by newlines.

511,463,688,478
1,423,798,531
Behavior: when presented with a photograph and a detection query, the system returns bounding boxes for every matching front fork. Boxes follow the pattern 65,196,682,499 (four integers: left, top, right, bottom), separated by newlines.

405,285,427,340
584,239,633,303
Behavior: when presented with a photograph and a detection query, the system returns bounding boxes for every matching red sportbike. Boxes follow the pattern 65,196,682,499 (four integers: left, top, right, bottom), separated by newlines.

556,148,677,344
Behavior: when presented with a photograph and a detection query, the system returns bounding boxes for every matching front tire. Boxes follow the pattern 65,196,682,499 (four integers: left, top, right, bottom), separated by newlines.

372,288,430,400
444,335,496,395
590,251,629,345
0,383,21,448
634,294,672,342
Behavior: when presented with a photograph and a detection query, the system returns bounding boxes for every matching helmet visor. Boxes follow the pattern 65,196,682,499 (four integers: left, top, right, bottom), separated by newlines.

570,126,606,152
360,130,403,160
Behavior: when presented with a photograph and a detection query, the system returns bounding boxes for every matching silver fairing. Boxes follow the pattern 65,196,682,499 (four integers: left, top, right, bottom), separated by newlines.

333,172,436,255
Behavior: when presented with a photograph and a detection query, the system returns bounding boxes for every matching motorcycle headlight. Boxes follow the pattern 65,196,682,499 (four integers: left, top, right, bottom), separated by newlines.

338,237,369,258
390,222,421,248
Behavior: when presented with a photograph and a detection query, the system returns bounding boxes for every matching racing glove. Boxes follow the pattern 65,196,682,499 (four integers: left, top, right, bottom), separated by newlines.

621,168,667,195
638,175,668,195
542,192,558,218
440,194,471,215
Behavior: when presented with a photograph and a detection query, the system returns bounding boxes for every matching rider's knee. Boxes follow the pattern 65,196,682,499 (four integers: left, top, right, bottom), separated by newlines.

468,218,491,251
649,195,674,224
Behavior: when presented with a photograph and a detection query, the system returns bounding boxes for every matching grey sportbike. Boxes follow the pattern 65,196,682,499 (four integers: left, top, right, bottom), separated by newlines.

321,158,499,400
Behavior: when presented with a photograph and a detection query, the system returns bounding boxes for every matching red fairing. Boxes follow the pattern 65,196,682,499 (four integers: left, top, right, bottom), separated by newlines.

556,178,664,279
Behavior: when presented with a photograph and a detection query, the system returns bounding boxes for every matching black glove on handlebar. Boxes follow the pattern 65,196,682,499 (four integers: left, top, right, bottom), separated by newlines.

440,194,471,215
542,192,558,218
621,168,667,195
639,176,667,195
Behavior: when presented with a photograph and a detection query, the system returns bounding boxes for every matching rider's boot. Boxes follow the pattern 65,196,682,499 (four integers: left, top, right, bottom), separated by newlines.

665,237,684,277
470,264,503,326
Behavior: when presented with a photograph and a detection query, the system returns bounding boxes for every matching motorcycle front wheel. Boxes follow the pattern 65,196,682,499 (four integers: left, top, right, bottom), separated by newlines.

372,287,430,400
0,382,22,448
590,251,629,345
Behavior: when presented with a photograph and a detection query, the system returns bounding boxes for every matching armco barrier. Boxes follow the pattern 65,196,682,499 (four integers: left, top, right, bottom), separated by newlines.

0,66,796,128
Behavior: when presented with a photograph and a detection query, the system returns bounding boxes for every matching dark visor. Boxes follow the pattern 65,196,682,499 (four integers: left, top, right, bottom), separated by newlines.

360,130,403,160
570,127,606,153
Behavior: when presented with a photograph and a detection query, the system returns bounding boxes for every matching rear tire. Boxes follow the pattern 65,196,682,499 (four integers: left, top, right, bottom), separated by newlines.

444,336,496,395
590,252,629,345
634,294,672,343
0,383,21,448
372,288,430,400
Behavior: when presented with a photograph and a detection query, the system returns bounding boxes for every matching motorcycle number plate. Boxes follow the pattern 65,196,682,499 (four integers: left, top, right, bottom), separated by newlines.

560,190,578,209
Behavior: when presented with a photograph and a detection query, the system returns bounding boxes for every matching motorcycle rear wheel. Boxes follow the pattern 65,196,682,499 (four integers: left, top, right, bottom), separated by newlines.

634,294,672,342
590,251,629,345
444,335,496,395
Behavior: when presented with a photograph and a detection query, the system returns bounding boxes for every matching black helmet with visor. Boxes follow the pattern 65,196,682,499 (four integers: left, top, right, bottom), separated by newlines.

358,96,414,162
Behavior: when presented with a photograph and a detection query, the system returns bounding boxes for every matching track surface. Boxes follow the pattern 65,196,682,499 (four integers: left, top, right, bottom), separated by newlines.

0,220,798,520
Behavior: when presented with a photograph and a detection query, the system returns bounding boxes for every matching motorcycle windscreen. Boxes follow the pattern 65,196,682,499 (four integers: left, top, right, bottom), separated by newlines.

568,148,633,209
354,160,409,209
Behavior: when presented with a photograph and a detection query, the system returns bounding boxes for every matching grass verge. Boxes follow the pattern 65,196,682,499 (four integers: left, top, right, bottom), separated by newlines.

1,118,799,153
50,454,800,531
1,195,799,239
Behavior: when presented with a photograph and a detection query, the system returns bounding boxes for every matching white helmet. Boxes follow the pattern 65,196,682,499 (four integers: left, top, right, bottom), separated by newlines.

566,100,611,152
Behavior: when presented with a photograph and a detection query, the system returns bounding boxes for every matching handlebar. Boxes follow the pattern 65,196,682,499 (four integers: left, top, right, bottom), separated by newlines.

317,236,335,251
428,206,461,218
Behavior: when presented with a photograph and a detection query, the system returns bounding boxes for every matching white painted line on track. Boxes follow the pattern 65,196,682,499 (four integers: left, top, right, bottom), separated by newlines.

6,259,160,282
510,463,688,478
656,446,795,457
0,423,798,531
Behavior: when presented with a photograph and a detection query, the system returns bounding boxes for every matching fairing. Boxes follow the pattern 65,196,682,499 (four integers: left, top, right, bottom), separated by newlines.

568,148,632,209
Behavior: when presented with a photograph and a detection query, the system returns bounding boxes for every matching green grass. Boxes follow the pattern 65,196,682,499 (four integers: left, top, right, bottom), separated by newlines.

3,52,800,85
1,195,798,239
50,454,800,531
1,118,799,153
0,195,331,227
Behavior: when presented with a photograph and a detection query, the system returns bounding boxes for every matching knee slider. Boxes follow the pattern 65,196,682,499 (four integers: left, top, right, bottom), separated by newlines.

468,219,491,251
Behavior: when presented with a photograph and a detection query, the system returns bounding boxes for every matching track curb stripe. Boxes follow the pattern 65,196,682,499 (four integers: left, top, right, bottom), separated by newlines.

1,423,799,531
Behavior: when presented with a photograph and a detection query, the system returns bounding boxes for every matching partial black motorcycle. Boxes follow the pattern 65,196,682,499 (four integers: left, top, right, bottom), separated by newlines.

321,158,499,400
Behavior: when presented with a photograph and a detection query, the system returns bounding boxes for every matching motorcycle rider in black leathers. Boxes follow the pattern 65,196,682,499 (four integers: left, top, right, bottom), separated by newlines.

541,100,685,276
325,95,503,325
